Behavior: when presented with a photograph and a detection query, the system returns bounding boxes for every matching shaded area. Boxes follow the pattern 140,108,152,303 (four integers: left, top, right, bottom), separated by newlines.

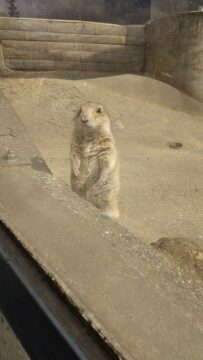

0,88,51,173
31,156,51,174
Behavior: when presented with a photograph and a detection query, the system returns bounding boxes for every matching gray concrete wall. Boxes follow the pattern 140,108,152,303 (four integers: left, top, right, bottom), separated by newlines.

150,0,202,19
146,12,203,101
151,0,189,19
0,312,30,360
0,17,145,73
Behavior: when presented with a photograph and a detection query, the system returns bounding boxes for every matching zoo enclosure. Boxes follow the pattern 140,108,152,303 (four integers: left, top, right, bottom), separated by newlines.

0,13,202,101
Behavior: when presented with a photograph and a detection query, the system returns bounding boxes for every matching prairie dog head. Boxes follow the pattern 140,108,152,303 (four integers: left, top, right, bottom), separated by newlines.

75,102,110,131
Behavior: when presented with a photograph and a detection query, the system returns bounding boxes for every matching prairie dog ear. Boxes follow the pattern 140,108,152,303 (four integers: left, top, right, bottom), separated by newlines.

97,105,103,113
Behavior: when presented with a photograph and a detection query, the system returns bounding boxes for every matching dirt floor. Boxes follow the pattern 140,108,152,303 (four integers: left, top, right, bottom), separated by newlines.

1,71,203,244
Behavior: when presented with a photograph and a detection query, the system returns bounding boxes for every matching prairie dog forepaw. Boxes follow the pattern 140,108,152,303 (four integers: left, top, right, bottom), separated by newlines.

73,164,80,177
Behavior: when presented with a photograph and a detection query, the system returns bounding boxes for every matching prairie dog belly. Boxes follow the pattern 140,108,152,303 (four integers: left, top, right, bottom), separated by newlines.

80,154,99,190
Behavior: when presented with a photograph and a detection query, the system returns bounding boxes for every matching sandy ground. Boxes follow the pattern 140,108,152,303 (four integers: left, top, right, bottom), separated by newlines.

1,72,203,244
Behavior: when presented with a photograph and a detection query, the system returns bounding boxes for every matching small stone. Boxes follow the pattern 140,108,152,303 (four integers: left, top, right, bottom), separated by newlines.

3,149,17,161
195,252,203,262
168,142,183,149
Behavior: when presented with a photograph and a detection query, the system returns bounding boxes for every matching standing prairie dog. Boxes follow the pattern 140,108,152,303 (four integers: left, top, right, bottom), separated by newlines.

70,102,120,219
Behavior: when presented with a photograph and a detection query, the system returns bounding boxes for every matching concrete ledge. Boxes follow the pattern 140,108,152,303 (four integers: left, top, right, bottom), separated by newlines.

4,48,144,63
0,30,144,45
0,17,126,36
0,166,203,360
5,59,143,73
0,17,145,38
2,40,144,55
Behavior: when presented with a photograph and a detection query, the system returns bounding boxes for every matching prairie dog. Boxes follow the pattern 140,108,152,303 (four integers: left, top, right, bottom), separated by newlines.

70,102,120,219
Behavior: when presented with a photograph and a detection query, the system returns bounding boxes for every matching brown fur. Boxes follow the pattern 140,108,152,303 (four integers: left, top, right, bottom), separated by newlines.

70,102,120,219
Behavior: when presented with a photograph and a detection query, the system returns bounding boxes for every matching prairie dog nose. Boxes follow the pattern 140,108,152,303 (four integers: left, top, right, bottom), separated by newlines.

81,116,88,123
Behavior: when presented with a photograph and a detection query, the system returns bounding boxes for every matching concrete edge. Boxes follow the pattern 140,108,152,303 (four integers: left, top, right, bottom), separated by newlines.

0,167,203,360
0,199,131,360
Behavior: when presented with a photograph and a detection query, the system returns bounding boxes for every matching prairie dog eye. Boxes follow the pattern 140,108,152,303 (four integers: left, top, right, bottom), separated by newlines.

96,106,103,114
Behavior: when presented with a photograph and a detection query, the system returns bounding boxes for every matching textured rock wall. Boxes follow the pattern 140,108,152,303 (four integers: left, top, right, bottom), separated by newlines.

146,12,203,101
150,0,202,19
151,0,189,19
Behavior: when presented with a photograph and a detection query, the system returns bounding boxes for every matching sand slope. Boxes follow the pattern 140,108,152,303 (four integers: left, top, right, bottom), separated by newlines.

1,72,203,244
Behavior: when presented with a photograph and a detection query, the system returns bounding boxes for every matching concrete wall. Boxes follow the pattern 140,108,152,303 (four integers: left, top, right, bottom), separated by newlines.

0,17,146,73
150,0,203,19
151,0,189,19
146,12,203,101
